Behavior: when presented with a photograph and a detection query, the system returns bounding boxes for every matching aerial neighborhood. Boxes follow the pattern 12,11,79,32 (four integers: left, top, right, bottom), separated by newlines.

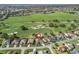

0,4,79,54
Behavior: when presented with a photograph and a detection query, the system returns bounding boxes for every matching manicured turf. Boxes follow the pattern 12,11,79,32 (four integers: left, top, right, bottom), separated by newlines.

0,12,79,37
4,12,79,22
24,49,33,54
0,50,21,54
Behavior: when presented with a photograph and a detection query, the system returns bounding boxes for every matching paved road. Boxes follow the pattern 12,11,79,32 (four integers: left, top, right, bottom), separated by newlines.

0,44,54,54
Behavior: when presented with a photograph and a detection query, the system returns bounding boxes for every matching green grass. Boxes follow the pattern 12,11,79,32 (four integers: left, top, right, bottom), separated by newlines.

0,50,21,54
1,12,79,37
4,12,79,22
1,11,79,54
24,49,33,54
36,48,51,54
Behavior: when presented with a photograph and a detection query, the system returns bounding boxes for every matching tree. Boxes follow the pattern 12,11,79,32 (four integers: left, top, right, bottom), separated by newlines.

54,24,58,28
59,23,66,27
20,25,28,31
68,27,73,31
70,23,77,29
1,22,5,27
69,12,75,14
50,32,55,36
67,20,71,22
49,23,54,27
42,19,45,22
51,11,55,13
2,33,9,39
32,21,35,23
53,19,60,23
